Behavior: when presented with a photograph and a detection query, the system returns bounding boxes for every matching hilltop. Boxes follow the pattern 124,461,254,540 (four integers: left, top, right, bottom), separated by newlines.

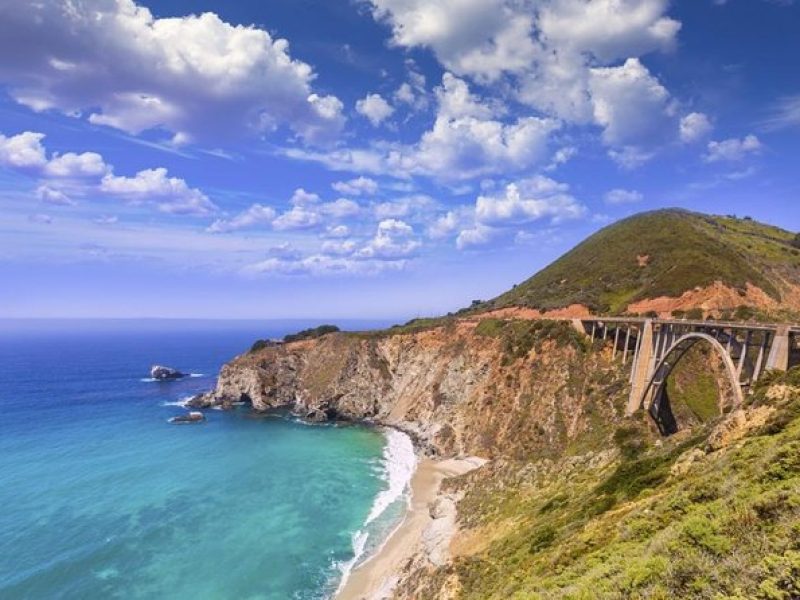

478,209,800,319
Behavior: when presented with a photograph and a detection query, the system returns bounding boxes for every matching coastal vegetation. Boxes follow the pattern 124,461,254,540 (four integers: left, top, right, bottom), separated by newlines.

479,209,800,315
429,369,800,599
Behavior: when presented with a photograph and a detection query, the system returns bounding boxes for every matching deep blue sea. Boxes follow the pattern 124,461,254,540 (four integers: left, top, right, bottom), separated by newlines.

0,320,414,600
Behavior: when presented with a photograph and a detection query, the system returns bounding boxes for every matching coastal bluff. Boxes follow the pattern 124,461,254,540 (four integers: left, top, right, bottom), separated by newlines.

192,319,630,459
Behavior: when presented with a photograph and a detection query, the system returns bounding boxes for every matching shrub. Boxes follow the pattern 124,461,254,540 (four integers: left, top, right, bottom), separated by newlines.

283,324,340,343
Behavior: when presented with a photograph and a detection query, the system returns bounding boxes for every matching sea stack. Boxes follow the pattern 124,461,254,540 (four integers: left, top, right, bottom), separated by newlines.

169,412,205,424
150,365,186,381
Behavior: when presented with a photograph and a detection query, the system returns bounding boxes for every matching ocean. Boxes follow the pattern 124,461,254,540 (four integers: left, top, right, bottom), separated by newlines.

0,320,415,600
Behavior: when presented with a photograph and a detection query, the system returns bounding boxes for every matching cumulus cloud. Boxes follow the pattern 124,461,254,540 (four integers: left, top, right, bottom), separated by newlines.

100,168,217,215
44,152,110,178
322,198,361,218
374,194,436,220
679,112,713,143
589,58,672,147
704,135,762,162
331,176,379,196
401,74,559,180
356,93,395,126
357,218,420,259
0,131,47,169
269,188,361,230
207,204,277,233
456,224,496,250
272,205,322,230
475,176,586,226
323,224,351,238
604,188,643,204
367,0,684,163
0,0,344,145
285,74,559,181
0,130,215,215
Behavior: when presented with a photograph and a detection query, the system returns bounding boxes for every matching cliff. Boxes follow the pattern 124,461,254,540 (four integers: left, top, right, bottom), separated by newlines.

194,319,632,459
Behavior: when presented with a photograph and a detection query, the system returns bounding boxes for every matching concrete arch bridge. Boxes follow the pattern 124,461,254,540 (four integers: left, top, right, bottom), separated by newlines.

572,317,799,434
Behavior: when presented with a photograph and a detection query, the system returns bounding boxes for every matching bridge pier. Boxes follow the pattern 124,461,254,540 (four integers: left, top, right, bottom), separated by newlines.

766,325,790,372
626,320,654,415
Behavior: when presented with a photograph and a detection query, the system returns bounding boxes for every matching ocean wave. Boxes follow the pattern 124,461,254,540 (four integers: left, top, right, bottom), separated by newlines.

140,373,203,383
333,428,416,596
365,429,416,526
160,396,193,408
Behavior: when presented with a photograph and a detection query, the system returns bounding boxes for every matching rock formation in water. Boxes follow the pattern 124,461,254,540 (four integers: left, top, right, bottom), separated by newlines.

150,365,186,380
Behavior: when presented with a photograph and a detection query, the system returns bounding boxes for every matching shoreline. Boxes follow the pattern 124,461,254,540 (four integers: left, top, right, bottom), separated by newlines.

337,455,486,600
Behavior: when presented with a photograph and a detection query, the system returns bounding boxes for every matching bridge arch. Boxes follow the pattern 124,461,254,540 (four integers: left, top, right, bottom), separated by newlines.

640,332,744,435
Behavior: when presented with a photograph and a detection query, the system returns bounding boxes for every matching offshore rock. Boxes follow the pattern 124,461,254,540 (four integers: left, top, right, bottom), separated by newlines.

150,365,186,380
169,411,205,424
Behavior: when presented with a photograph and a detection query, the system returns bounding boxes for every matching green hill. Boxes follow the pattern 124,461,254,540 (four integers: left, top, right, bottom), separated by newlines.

483,209,800,315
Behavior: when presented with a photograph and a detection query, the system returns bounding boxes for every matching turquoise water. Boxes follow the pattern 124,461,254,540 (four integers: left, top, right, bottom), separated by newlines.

0,320,410,599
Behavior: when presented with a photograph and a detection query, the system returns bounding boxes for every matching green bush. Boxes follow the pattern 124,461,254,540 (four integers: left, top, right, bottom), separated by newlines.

283,324,340,343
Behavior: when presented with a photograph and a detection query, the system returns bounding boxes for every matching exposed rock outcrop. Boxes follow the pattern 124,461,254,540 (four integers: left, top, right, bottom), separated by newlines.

150,365,186,380
198,323,632,458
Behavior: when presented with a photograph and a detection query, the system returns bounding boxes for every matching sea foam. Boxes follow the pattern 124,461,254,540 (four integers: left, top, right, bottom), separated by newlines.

334,428,416,595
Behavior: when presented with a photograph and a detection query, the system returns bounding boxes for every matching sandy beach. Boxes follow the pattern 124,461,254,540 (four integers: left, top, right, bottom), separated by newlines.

337,456,486,600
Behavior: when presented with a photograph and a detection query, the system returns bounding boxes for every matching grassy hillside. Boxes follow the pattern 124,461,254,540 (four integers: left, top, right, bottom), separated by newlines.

484,209,800,315
407,369,800,600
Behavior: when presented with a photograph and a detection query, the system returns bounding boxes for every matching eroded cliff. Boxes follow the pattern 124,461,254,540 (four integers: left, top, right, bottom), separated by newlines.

195,319,632,458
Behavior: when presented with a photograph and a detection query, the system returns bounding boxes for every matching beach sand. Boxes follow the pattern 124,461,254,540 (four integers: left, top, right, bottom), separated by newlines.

337,456,486,600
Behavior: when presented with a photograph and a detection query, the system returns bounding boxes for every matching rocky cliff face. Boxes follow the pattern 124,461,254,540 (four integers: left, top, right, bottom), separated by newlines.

196,320,631,458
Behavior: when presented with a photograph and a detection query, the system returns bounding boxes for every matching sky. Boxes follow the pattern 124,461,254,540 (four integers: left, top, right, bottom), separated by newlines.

0,0,798,320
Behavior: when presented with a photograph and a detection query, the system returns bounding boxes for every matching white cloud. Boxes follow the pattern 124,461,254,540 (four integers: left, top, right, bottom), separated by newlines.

357,218,420,259
374,194,436,220
604,188,643,204
704,135,762,162
289,188,321,206
0,0,344,145
404,74,559,180
428,206,473,240
243,254,407,276
679,112,713,143
589,58,672,147
0,131,47,169
331,176,379,196
538,0,680,62
369,0,536,82
546,146,578,171
44,152,110,178
272,205,322,230
321,239,358,256
207,204,277,233
475,176,586,226
356,93,395,126
100,168,217,215
284,74,560,181
36,185,74,205
368,0,683,164
608,146,655,170
322,198,361,218
762,95,800,130
456,224,496,250
323,224,351,238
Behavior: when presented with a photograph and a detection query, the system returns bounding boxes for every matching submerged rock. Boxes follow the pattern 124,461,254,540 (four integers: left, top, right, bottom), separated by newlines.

150,365,186,381
170,411,205,424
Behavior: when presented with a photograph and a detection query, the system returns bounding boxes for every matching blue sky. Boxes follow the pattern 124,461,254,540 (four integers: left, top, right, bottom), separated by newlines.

1,0,798,319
